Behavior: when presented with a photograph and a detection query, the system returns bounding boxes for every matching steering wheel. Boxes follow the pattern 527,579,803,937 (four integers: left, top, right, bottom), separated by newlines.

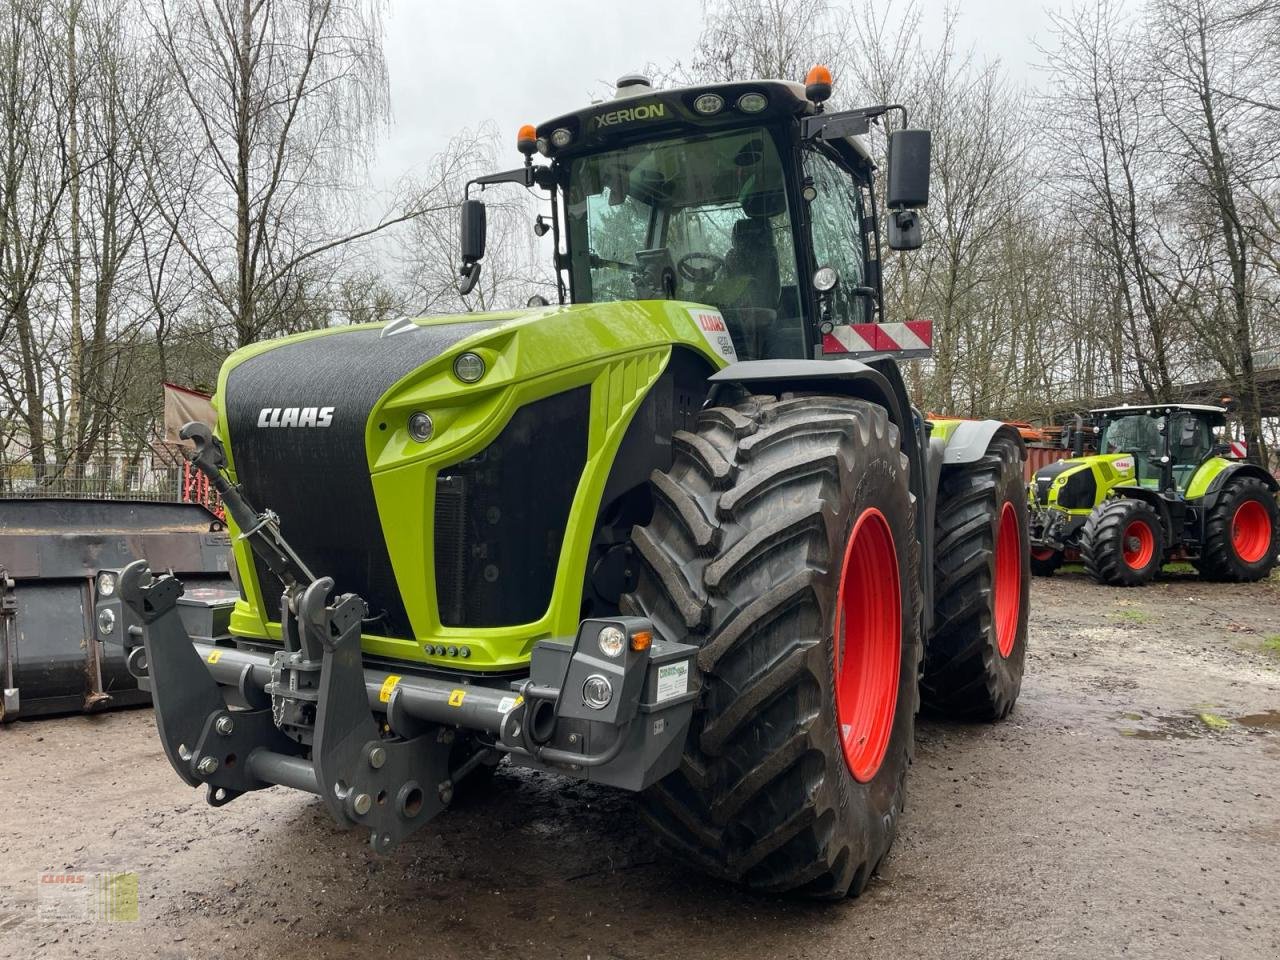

677,252,726,285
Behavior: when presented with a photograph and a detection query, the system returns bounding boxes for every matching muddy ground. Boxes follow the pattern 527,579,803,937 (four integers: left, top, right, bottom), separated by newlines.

2,569,1279,960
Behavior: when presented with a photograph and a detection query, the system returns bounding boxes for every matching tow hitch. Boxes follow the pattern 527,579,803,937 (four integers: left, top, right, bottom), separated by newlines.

105,423,696,853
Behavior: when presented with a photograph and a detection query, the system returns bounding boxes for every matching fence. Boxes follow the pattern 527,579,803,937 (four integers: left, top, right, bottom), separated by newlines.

0,459,223,518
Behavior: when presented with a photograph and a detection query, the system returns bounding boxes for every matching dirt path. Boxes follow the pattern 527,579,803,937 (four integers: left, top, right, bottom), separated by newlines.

2,571,1278,960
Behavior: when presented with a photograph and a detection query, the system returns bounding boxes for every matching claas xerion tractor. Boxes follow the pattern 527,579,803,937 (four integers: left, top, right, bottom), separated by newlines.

97,68,1031,898
1029,403,1280,586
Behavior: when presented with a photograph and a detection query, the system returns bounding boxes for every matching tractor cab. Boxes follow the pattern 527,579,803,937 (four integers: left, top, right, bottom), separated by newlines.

1092,404,1225,494
458,71,933,363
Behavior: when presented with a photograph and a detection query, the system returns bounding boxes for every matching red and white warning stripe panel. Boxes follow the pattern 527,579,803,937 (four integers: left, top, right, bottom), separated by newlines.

822,320,933,358
1228,439,1248,459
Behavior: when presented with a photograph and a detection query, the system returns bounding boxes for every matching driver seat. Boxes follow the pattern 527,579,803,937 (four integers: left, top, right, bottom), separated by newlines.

723,218,781,308
721,218,780,359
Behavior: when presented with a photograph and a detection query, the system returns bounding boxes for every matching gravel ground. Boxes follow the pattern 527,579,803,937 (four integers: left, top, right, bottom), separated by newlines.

2,569,1279,960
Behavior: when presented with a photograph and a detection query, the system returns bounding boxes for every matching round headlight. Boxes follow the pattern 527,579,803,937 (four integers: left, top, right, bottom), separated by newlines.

813,266,839,292
536,137,550,157
453,352,486,383
97,571,117,597
737,92,768,113
551,127,573,148
582,674,613,710
97,607,117,636
693,93,724,115
407,412,434,442
597,626,626,658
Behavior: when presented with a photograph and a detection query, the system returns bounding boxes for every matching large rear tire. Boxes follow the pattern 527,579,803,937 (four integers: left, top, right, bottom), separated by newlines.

623,394,921,898
921,437,1029,721
1080,498,1164,586
1195,477,1280,581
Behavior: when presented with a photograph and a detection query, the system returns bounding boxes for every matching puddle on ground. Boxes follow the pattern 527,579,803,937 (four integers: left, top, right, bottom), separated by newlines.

1114,708,1280,739
1234,709,1280,732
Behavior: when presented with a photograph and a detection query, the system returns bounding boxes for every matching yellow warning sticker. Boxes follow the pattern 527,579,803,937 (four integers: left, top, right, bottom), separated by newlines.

448,689,466,708
206,650,222,664
379,674,401,703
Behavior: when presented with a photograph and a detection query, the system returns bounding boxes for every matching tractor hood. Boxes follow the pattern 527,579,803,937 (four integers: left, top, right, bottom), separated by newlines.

1031,453,1137,508
212,300,733,670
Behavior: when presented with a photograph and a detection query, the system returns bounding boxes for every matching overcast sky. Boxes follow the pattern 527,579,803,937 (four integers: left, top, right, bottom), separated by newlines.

372,0,1063,190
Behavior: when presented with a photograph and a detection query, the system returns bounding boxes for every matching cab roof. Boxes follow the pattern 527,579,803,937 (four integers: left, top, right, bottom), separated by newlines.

534,78,873,166
1091,403,1227,417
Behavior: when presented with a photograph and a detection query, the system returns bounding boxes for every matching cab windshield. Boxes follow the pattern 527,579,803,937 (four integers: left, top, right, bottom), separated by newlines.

564,126,801,359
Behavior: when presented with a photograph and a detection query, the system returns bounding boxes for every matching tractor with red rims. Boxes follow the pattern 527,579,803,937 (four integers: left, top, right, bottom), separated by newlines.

1030,403,1280,586
97,67,1030,898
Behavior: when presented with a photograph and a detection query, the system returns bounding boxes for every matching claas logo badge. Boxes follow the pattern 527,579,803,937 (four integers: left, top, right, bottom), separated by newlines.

589,102,666,132
257,406,334,428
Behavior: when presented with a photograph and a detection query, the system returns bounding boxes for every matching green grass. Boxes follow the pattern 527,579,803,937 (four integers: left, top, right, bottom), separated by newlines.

1198,712,1231,731
1112,608,1153,624
1262,636,1280,656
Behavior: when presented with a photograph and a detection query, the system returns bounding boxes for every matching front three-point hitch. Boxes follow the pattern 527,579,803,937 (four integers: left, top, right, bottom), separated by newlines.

103,424,697,852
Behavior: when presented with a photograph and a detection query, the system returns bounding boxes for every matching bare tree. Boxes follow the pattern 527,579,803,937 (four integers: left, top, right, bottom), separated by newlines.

145,0,408,346
399,123,550,315
1149,0,1278,460
0,0,70,477
685,0,854,87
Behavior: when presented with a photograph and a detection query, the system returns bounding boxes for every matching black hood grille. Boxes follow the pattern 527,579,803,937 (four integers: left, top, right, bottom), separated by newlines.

223,320,499,637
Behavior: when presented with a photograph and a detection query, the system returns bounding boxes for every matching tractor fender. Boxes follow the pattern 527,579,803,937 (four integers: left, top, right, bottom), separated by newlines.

935,419,1026,466
1202,461,1279,501
708,358,911,433
1107,485,1176,541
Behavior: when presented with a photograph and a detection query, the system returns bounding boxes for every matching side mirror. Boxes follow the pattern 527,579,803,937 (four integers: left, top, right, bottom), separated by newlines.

458,198,487,295
886,210,922,251
885,128,930,252
886,128,931,209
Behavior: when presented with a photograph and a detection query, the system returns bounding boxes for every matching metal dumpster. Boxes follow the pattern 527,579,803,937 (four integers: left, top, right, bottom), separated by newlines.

0,499,235,720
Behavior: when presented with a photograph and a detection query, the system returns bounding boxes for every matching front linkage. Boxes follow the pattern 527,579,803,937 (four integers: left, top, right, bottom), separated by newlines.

104,424,697,853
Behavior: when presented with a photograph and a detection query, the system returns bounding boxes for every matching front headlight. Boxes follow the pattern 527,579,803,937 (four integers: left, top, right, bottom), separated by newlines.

97,608,117,637
96,571,117,597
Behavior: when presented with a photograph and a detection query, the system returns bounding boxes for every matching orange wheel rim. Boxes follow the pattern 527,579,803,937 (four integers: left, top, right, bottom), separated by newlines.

1232,500,1271,564
1122,519,1154,569
834,508,900,783
994,502,1021,657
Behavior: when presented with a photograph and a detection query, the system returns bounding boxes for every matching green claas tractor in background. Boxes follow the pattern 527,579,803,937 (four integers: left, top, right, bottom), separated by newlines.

1030,403,1280,586
96,68,1031,899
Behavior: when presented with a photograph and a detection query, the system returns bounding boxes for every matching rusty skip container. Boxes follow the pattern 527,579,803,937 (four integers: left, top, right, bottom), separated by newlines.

0,499,235,721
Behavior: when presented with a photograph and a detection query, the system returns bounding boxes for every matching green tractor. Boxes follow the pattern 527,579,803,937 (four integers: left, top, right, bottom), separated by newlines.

1030,403,1280,586
97,69,1031,898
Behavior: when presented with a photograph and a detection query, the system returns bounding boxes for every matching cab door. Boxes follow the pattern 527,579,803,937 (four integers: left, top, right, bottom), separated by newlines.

802,148,872,325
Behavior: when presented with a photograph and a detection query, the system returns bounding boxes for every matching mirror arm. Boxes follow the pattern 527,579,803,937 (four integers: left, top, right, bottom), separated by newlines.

801,104,907,142
466,164,549,196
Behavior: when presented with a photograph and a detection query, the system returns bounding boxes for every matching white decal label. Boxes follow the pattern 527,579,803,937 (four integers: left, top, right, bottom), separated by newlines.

656,661,690,702
689,308,737,363
1113,455,1135,473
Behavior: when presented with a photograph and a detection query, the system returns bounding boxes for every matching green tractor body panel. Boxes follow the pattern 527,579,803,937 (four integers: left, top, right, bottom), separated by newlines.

214,301,734,671
1032,453,1139,516
1184,455,1234,500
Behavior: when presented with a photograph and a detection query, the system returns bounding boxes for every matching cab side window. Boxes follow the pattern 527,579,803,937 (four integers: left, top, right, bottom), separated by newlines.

804,150,867,323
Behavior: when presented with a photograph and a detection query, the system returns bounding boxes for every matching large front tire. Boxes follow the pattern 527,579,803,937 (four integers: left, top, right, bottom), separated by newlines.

1080,498,1164,586
1195,477,1280,581
922,436,1029,720
623,394,921,898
